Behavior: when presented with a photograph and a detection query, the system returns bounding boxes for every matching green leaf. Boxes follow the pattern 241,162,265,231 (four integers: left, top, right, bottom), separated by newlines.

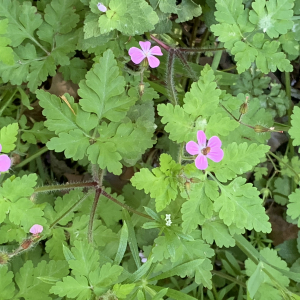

50,275,91,300
289,106,300,147
202,219,236,248
212,143,270,182
247,262,264,299
176,0,202,23
214,177,271,233
0,174,37,201
287,189,300,227
27,56,56,91
249,0,294,38
59,57,87,84
273,176,290,205
113,283,136,299
37,90,98,135
43,0,79,34
47,129,90,161
245,248,290,299
0,122,18,152
0,19,14,65
69,240,100,277
89,263,123,295
114,222,128,265
21,121,53,144
97,0,158,35
45,228,67,260
0,1,43,47
131,154,181,211
16,260,69,300
159,0,177,13
79,49,134,122
0,265,15,300
183,65,221,118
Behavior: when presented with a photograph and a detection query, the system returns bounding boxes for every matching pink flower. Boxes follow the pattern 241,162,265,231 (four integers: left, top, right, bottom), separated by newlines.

29,224,43,235
128,41,163,68
186,131,224,170
0,144,11,172
97,2,107,12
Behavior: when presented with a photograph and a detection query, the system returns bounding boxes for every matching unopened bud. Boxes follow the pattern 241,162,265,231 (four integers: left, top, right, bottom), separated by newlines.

141,58,149,68
0,252,9,265
139,83,145,96
239,102,248,114
254,125,270,133
21,239,33,249
261,188,271,198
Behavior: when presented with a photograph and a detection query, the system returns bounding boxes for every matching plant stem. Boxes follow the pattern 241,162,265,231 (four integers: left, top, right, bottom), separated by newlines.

88,168,105,243
15,146,49,168
101,189,153,220
88,187,102,244
212,270,246,288
211,42,224,72
34,181,98,193
166,49,178,105
0,89,17,117
268,151,299,182
50,190,94,229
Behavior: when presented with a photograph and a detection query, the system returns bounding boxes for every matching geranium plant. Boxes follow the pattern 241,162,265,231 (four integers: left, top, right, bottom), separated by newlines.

0,0,300,299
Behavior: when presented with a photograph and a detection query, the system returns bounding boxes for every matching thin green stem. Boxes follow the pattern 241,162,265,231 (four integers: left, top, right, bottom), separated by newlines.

177,142,184,165
211,283,220,300
15,146,49,168
34,181,97,193
166,49,178,105
190,17,200,47
88,169,105,243
212,270,246,288
266,153,279,172
268,151,299,182
101,189,153,220
0,89,17,117
88,187,102,244
50,190,94,229
211,42,224,72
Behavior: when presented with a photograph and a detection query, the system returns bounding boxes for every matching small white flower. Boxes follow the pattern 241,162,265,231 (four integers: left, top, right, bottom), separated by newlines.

165,214,172,226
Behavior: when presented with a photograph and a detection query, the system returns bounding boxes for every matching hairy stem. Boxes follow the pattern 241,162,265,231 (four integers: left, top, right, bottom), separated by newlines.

15,146,49,168
175,49,198,81
0,89,17,117
101,189,153,220
88,187,102,244
166,49,178,105
211,42,224,72
34,181,98,193
50,190,94,229
212,270,246,288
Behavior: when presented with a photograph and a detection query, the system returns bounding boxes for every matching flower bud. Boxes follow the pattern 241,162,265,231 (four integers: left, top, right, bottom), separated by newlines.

239,102,248,114
254,125,270,133
21,239,33,249
0,251,9,265
141,58,149,68
139,83,145,96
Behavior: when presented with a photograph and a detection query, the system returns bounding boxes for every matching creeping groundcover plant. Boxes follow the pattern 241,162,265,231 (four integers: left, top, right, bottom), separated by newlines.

1,0,300,299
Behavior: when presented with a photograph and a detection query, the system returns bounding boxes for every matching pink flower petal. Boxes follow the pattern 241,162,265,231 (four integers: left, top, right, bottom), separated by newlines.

207,147,224,163
128,47,146,64
149,46,163,56
0,154,11,172
139,41,151,53
0,144,2,152
97,3,107,12
186,141,199,155
207,136,222,149
147,55,160,68
29,224,43,234
197,131,206,147
195,154,208,170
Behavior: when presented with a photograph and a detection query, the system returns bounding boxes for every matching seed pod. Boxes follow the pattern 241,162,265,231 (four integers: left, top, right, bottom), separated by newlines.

239,102,248,114
21,239,32,249
0,252,9,264
254,125,270,133
139,83,145,96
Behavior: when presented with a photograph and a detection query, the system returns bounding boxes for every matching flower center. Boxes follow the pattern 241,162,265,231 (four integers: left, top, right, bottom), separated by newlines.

201,147,211,155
